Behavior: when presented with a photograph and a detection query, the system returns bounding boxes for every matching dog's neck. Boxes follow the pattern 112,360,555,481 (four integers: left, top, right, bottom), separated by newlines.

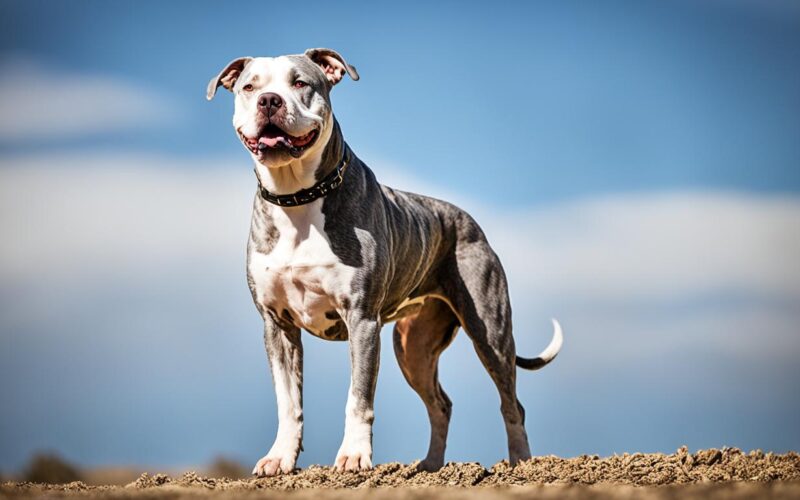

253,118,346,196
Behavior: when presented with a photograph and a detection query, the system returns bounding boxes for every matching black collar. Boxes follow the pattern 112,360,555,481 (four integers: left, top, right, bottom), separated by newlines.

257,149,350,207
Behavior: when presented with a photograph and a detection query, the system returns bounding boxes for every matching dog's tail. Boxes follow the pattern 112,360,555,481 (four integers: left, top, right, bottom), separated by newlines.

515,319,563,370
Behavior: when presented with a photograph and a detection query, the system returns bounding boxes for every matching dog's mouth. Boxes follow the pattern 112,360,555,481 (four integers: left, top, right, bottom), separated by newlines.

242,123,319,158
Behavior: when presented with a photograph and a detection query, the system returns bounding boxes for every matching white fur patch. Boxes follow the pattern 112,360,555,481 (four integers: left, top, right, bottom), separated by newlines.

249,200,356,337
334,386,374,471
538,319,564,363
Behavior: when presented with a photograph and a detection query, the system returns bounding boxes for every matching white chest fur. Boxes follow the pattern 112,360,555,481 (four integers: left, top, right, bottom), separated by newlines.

248,200,355,336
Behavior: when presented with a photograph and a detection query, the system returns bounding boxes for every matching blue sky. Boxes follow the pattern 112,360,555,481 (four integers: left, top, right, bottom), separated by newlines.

1,0,799,472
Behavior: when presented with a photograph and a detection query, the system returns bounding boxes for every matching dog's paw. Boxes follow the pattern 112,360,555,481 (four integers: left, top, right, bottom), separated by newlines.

334,451,372,472
253,439,300,477
252,453,296,477
334,438,373,472
253,433,301,477
509,451,532,467
416,457,444,472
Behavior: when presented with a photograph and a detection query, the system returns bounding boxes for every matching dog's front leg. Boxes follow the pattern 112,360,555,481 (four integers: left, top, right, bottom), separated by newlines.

253,316,303,477
335,316,381,472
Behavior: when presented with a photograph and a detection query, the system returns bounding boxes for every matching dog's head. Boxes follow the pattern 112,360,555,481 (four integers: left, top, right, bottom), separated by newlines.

207,48,359,167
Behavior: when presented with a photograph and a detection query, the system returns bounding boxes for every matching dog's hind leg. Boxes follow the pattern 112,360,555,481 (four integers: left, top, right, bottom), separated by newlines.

393,297,460,471
443,241,533,465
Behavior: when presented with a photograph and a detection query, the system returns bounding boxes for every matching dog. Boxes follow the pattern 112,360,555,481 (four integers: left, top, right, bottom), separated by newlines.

207,48,563,477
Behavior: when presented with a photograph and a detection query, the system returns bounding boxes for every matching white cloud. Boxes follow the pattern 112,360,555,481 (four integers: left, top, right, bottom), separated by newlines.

2,152,799,305
0,57,173,140
1,150,799,373
486,192,800,302
0,153,252,283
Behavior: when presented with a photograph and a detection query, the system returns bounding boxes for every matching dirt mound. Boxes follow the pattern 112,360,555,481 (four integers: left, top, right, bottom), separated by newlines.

482,447,800,486
2,447,799,498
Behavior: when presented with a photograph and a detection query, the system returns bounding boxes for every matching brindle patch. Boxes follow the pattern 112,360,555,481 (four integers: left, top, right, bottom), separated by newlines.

321,321,348,341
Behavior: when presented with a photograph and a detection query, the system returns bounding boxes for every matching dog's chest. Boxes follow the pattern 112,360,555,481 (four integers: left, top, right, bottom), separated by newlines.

248,203,354,337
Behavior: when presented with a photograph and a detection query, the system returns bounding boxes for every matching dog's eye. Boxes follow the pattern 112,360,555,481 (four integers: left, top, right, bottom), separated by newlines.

293,80,308,89
242,83,254,92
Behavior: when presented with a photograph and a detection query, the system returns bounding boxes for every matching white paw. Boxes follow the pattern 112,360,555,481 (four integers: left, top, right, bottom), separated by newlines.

334,434,373,472
252,440,299,477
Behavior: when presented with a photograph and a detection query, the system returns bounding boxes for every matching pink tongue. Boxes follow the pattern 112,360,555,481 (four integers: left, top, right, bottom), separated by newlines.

259,136,283,147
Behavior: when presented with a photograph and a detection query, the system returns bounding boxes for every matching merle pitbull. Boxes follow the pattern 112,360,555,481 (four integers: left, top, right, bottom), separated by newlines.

207,48,563,476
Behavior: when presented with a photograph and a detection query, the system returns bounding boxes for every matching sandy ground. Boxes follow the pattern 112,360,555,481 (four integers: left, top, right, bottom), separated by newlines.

2,447,799,499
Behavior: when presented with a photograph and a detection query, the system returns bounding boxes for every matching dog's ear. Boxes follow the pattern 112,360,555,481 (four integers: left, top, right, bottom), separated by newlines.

206,57,253,100
304,48,360,86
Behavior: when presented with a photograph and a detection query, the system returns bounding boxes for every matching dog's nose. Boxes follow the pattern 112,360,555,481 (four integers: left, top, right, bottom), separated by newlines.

257,92,283,116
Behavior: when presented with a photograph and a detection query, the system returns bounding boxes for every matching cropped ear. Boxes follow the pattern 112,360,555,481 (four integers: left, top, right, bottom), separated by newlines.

304,48,360,86
206,57,253,100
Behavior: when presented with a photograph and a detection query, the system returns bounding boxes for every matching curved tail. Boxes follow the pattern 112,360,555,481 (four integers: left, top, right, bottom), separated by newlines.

515,319,564,370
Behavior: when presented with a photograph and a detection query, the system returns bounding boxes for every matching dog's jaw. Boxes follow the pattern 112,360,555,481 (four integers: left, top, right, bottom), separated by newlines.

250,114,334,195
